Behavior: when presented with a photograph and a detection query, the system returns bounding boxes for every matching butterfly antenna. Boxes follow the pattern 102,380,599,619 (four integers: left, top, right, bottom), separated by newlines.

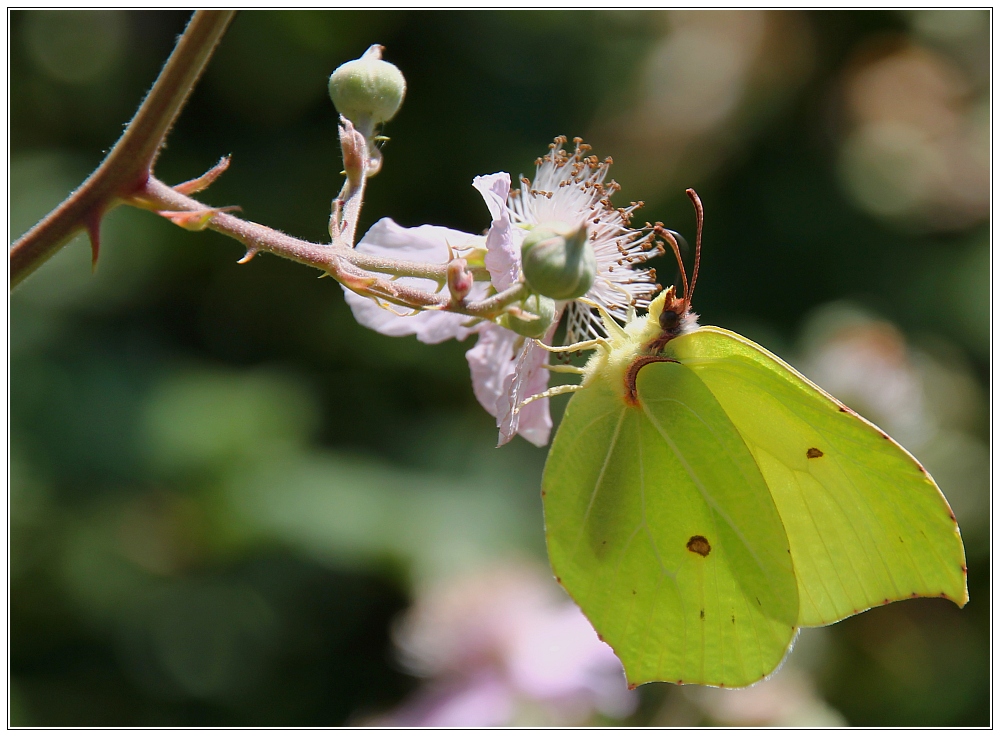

657,226,689,300
685,188,704,306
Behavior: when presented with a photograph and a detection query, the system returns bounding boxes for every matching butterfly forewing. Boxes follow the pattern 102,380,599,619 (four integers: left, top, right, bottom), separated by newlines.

668,327,968,626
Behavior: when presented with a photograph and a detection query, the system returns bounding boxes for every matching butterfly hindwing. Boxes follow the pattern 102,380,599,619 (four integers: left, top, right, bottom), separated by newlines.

543,361,798,687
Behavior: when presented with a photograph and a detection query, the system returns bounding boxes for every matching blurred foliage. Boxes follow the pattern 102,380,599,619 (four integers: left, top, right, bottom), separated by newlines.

9,10,988,727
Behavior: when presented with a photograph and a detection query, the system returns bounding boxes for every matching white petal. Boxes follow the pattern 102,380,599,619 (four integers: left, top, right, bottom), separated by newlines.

473,173,520,291
472,172,511,223
342,218,485,345
496,337,552,448
466,323,519,418
466,323,552,448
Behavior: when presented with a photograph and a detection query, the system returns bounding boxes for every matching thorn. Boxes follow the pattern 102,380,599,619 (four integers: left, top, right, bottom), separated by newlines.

85,213,102,272
173,155,231,195
237,248,258,264
157,205,240,231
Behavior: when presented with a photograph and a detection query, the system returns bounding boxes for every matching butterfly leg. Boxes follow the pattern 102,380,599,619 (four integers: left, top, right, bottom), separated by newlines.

535,338,609,355
514,383,582,415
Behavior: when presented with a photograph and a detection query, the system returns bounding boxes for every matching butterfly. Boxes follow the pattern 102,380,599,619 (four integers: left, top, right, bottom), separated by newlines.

537,189,967,689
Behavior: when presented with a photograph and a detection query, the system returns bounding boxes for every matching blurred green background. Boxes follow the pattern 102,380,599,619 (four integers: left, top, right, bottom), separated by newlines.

9,10,989,727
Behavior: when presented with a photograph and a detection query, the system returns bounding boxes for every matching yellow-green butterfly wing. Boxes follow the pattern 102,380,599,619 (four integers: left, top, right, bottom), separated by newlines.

666,326,967,626
542,318,966,688
543,360,799,688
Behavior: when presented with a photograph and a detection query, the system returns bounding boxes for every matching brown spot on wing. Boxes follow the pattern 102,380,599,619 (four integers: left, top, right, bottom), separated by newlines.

686,535,711,556
699,609,705,620
806,447,823,458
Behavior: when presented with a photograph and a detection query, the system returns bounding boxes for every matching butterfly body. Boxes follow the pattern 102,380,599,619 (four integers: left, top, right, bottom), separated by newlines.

582,285,699,407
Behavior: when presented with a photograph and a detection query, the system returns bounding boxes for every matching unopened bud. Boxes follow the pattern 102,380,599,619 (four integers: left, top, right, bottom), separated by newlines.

520,221,596,301
328,45,406,136
447,258,474,303
339,118,367,183
499,294,557,339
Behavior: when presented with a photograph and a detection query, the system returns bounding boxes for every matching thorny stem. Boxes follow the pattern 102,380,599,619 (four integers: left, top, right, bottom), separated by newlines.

9,10,529,324
134,177,528,319
9,11,236,288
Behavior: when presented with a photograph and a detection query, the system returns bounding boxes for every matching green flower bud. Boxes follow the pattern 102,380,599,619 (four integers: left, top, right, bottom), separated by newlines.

520,221,596,301
328,45,406,135
499,294,557,339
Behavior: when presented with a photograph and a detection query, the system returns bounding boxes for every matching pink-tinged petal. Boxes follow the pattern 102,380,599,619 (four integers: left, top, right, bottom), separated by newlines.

466,322,552,447
473,173,520,291
377,672,515,727
466,323,519,420
507,603,635,718
496,337,552,448
342,218,485,345
472,172,509,222
495,318,559,448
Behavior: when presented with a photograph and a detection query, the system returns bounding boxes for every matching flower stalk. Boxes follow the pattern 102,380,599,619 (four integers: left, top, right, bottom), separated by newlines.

126,176,529,319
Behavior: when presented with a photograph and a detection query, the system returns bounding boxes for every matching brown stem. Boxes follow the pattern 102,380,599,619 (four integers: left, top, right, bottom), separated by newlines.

135,177,527,319
9,10,236,288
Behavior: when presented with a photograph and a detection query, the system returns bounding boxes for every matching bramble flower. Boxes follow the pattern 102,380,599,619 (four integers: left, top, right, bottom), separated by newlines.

367,563,637,727
510,136,660,343
343,138,660,447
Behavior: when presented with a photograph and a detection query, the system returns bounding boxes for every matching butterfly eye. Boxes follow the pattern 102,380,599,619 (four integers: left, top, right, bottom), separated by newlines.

659,310,679,330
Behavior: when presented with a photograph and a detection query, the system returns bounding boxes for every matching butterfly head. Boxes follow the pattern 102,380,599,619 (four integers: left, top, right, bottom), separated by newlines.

657,285,689,332
644,285,699,349
646,189,704,352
